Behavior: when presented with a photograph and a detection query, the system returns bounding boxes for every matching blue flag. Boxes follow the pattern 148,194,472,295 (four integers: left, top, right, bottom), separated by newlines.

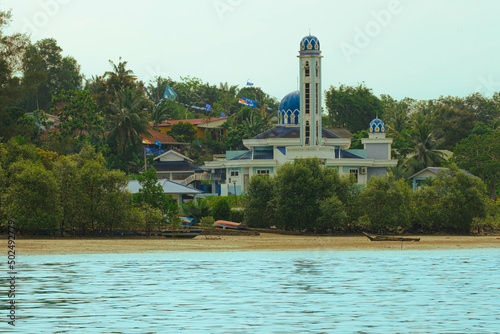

163,85,177,100
246,81,253,86
155,140,161,148
196,139,202,148
238,97,257,108
206,104,212,111
220,112,227,117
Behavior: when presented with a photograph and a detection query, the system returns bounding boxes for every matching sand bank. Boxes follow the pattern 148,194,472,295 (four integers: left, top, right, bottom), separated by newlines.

16,233,500,255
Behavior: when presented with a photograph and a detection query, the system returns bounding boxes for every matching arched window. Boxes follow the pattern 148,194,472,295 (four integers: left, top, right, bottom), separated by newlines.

305,61,310,77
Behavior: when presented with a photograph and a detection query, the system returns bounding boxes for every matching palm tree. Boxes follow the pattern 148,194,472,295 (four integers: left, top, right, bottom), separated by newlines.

405,115,445,174
104,57,137,91
107,87,150,156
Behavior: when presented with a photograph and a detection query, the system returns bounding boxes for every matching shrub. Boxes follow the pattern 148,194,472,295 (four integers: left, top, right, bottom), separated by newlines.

316,195,348,232
359,173,413,231
230,209,244,223
212,197,231,221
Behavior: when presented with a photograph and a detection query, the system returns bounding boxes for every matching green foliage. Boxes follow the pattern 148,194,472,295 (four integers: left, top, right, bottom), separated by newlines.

181,199,211,221
48,89,104,154
325,83,383,133
212,197,231,221
244,175,275,228
168,121,197,142
453,132,500,199
317,196,348,232
21,38,83,112
273,158,342,231
413,167,489,233
199,216,215,228
230,209,244,223
350,130,368,149
3,160,60,233
359,173,413,231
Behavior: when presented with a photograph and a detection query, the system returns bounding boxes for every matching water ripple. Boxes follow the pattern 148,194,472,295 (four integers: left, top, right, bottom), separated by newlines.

10,249,500,333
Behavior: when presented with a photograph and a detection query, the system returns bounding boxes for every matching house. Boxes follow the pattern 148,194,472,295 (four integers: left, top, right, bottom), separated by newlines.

147,150,208,184
154,116,228,141
202,35,397,195
127,179,201,203
407,167,473,191
142,128,187,156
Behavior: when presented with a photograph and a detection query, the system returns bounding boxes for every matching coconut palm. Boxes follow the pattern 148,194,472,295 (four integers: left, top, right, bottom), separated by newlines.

405,115,445,174
104,57,137,91
107,87,150,156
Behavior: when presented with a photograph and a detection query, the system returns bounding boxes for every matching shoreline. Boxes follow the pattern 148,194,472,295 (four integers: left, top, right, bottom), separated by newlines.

15,234,500,255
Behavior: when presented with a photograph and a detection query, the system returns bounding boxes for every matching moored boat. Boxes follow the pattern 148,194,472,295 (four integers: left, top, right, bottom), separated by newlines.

363,232,420,242
214,220,246,230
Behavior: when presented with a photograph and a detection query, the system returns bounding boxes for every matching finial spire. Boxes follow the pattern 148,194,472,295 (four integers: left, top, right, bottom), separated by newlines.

309,28,311,35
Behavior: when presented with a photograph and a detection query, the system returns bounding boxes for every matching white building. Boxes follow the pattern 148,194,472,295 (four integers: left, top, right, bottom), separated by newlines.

204,35,397,195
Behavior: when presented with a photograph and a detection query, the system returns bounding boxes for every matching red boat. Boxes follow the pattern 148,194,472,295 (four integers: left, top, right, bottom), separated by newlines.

214,220,247,230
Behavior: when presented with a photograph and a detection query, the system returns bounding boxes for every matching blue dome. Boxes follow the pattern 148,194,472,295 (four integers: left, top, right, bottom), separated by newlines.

279,91,300,125
300,35,320,53
369,118,385,133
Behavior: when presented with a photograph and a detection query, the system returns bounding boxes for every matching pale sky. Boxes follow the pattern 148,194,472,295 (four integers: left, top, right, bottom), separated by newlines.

3,0,500,103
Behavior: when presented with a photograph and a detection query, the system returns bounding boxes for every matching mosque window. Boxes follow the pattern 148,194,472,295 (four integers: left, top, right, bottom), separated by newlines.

315,83,319,114
305,61,310,77
305,121,310,145
256,169,270,175
305,83,310,114
349,169,359,182
230,170,239,177
316,62,319,77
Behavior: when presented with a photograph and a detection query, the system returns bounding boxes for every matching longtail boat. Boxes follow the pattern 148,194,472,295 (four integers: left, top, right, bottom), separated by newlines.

363,232,420,242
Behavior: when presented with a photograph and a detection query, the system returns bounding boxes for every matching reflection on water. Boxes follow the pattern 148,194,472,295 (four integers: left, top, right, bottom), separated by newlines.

9,249,500,333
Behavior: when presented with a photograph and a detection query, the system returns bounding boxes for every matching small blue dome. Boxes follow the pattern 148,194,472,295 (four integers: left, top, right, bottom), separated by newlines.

300,35,320,53
369,118,385,133
279,91,300,125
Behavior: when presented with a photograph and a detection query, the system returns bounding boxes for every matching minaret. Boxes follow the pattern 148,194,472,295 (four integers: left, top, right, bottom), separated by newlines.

298,35,322,146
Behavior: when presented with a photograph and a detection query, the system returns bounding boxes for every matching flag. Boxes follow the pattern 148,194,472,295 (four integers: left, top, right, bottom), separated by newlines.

206,104,212,111
246,81,253,86
220,112,226,117
196,139,202,148
142,138,152,144
163,85,177,100
238,97,257,107
155,140,161,148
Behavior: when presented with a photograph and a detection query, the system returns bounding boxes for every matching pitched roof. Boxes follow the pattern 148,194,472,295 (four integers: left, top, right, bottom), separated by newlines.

143,129,179,144
127,180,201,194
155,116,228,127
407,167,473,180
149,161,203,173
252,126,341,140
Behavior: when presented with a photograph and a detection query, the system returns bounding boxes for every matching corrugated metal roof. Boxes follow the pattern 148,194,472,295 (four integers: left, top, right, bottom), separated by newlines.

127,180,201,194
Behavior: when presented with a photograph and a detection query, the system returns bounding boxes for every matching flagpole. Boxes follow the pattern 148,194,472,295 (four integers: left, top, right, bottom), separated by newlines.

144,147,147,171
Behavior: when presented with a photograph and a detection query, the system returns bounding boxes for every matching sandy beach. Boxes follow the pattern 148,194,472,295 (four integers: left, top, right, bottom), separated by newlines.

15,233,500,255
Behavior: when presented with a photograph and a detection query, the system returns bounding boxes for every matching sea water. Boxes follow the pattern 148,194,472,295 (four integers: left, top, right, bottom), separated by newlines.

3,249,500,333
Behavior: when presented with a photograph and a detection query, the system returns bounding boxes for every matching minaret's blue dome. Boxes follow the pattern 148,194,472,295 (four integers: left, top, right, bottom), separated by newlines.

369,118,385,133
279,91,300,125
300,35,320,53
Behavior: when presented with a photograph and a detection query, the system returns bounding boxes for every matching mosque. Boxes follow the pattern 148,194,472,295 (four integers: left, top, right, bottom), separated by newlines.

203,35,397,195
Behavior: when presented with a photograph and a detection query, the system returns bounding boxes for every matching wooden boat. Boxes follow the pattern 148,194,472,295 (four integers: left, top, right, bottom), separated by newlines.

162,230,202,238
214,220,247,230
363,232,420,242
